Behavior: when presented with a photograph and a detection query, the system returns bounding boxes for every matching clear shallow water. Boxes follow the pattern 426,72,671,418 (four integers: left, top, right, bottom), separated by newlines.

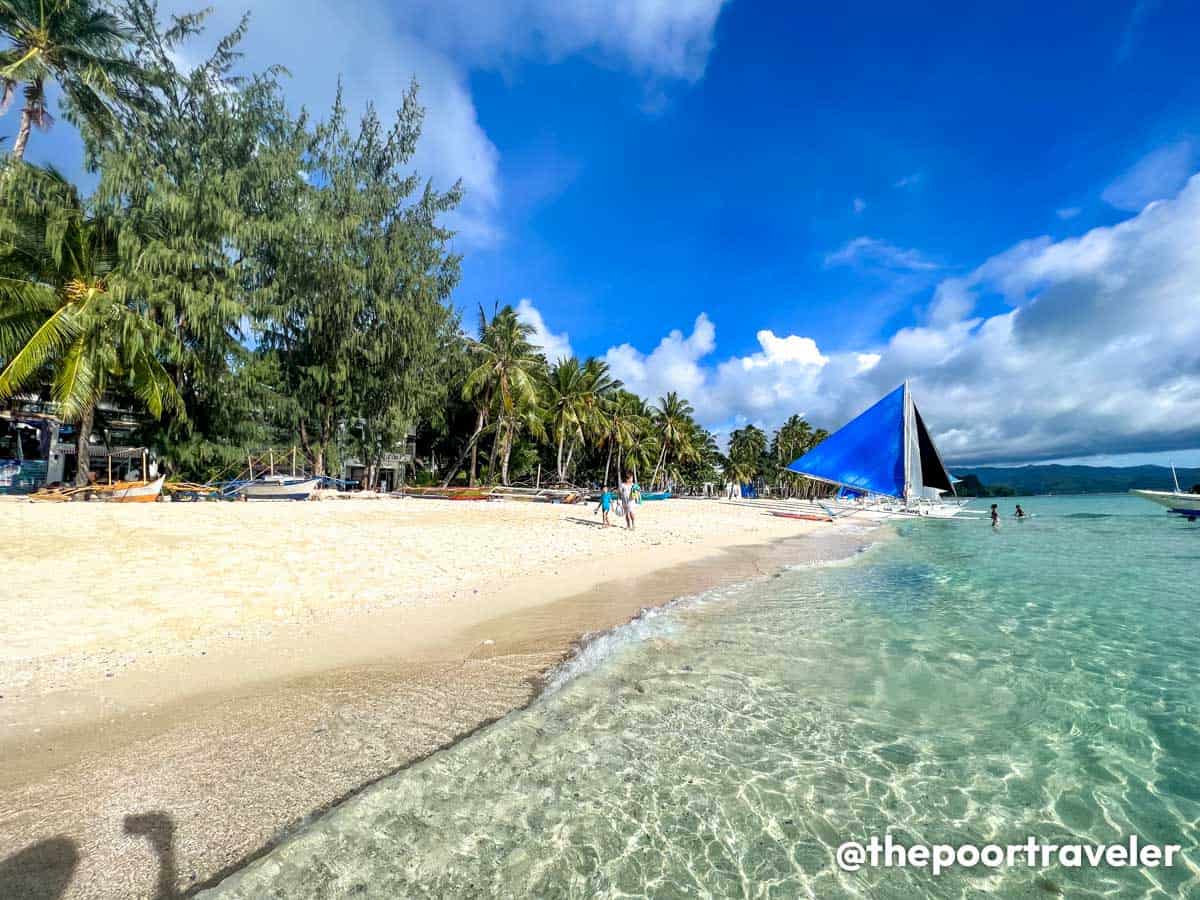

206,495,1200,899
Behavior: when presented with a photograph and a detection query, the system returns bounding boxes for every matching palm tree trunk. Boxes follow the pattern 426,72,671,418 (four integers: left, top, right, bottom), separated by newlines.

486,418,503,484
501,424,513,486
650,443,667,490
564,441,576,481
73,404,95,487
556,430,565,482
442,409,485,488
10,81,41,161
11,108,32,160
603,442,613,486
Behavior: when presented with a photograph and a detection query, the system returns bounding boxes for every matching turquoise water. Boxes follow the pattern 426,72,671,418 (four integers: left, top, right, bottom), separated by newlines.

206,495,1200,899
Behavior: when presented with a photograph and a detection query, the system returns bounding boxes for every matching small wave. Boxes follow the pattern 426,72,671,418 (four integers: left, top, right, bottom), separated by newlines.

785,540,882,570
540,534,880,697
540,589,722,696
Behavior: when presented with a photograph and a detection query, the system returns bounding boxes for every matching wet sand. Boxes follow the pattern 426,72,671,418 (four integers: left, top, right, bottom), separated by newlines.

0,497,872,898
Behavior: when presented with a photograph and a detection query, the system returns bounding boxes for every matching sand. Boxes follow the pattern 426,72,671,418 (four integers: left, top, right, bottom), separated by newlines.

0,495,869,899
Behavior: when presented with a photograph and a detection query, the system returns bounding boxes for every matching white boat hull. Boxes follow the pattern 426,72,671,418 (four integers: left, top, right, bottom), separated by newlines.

105,475,166,503
239,477,320,501
1131,489,1200,519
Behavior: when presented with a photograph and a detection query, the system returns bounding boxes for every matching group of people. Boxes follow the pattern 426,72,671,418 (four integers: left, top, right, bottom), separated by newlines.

990,503,1026,527
594,472,640,530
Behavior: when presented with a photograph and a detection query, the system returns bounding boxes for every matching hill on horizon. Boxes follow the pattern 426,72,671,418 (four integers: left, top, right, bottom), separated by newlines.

950,464,1200,496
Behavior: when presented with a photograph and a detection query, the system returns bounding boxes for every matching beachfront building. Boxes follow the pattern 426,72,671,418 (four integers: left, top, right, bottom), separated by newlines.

340,433,416,492
1,397,157,493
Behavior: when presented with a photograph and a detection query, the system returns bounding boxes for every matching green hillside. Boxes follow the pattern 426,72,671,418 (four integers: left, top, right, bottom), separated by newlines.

952,464,1200,497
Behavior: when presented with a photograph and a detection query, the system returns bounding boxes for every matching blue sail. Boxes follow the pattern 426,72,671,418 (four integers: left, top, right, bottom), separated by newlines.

786,385,908,497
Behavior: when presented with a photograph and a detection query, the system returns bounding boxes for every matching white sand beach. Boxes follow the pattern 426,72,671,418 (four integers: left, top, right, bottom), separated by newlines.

0,496,869,899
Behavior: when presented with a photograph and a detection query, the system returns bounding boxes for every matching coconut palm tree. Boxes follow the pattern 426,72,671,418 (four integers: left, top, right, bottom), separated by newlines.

545,356,588,483
0,165,181,483
456,305,543,486
0,0,145,159
650,391,695,489
440,305,495,488
596,389,644,487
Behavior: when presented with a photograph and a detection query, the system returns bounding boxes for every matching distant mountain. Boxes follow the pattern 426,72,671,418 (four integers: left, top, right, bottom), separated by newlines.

950,464,1200,497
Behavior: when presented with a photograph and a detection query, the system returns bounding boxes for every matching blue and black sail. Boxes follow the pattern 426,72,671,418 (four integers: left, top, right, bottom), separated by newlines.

785,382,954,500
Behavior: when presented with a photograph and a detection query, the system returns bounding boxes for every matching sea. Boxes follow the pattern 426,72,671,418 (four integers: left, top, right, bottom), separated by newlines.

203,494,1199,899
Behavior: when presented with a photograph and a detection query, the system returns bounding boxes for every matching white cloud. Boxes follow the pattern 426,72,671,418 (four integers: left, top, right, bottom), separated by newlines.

855,353,881,373
1101,141,1194,212
397,0,730,82
604,313,716,402
742,332,828,369
894,173,922,189
853,197,867,214
581,173,1200,462
1056,206,1081,220
825,236,939,271
159,0,730,247
515,299,573,362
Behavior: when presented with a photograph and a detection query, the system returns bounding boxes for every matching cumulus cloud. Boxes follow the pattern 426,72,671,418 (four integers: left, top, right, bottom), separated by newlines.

589,172,1200,463
825,237,939,271
515,299,574,363
1101,141,1194,212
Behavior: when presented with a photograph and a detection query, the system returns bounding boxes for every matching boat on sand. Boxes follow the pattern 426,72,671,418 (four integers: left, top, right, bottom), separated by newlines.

237,476,320,501
103,475,166,503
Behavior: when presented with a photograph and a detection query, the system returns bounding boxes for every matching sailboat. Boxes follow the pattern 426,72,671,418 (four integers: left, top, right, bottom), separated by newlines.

785,382,966,518
1131,466,1200,522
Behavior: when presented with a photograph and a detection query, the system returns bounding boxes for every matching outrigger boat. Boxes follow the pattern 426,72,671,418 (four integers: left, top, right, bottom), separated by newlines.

1131,466,1200,521
101,475,166,503
236,475,320,501
783,381,969,519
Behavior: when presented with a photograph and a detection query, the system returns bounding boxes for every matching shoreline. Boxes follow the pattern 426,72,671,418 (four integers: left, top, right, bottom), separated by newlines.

1,499,879,899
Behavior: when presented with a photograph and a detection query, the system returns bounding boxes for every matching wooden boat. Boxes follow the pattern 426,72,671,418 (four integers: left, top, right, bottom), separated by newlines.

238,476,320,501
769,509,833,523
103,475,166,503
402,486,494,501
489,486,582,504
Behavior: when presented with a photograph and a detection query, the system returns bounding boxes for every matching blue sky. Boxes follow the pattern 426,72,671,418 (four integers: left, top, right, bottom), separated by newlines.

7,0,1200,465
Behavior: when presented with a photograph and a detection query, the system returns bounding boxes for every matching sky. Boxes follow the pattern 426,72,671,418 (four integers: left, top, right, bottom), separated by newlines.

8,0,1200,466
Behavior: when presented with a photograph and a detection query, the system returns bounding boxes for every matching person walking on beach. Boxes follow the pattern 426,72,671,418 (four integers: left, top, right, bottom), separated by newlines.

619,471,637,530
593,486,614,527
990,503,1000,528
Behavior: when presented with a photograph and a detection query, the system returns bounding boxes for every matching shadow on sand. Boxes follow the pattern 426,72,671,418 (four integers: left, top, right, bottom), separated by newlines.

0,810,181,900
124,812,178,899
0,836,78,900
564,516,608,529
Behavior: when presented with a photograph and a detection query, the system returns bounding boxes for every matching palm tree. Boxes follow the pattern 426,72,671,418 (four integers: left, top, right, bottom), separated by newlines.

624,428,659,487
724,456,757,490
455,305,543,486
0,165,181,483
650,391,695,489
597,390,643,487
0,0,144,160
728,424,766,468
771,414,816,496
545,356,588,483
